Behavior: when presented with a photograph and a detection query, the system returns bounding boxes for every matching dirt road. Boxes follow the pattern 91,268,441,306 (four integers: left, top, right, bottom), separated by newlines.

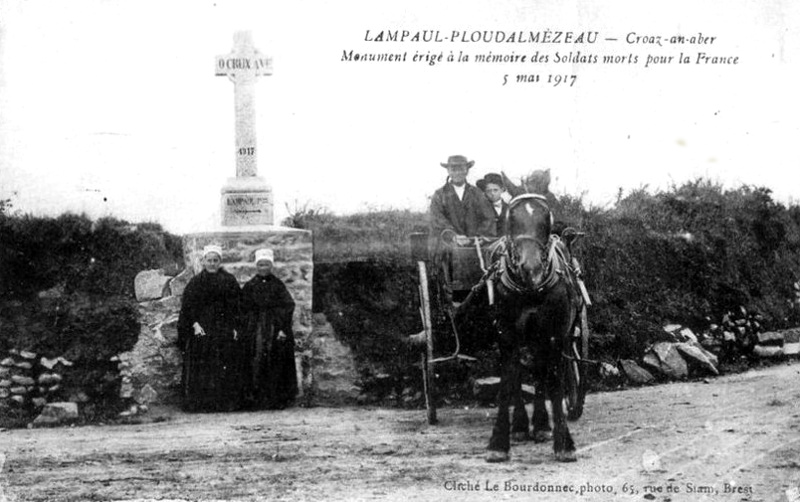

1,362,799,502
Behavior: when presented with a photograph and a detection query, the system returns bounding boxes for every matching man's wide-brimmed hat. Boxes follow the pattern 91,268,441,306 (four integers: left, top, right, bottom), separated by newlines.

440,155,475,169
477,172,505,191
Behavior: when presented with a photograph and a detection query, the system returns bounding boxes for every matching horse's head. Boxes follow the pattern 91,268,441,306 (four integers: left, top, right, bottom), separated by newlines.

506,194,553,288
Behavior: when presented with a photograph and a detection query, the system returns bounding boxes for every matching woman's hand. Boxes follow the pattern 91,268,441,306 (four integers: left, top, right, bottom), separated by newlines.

192,322,206,337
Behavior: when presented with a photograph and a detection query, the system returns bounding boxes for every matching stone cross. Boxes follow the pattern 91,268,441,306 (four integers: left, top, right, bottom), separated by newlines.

216,31,275,226
215,31,273,178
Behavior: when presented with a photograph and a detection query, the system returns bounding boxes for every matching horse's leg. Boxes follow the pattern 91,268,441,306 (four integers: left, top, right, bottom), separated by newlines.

510,363,530,442
487,344,518,462
531,357,552,443
548,334,576,462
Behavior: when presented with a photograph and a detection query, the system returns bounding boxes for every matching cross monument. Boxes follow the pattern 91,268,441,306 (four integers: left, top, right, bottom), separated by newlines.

216,31,274,226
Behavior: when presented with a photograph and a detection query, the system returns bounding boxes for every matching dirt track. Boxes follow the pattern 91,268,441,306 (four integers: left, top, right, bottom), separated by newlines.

1,362,799,502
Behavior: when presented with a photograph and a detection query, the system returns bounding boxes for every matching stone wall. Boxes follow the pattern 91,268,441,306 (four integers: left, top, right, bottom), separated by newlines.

120,226,360,410
182,227,313,339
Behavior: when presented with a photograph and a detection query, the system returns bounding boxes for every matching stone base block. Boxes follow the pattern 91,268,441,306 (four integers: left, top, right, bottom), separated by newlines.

221,177,273,226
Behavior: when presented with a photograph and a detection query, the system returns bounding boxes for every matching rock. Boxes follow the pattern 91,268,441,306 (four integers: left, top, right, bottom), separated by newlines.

32,402,79,427
679,328,698,344
308,324,360,404
57,357,74,367
32,397,47,408
675,343,719,376
37,373,62,386
756,331,784,345
663,324,682,334
10,386,27,395
642,343,689,380
10,395,25,405
785,329,800,344
0,367,8,378
0,379,10,388
723,331,736,342
11,375,35,386
618,360,654,385
118,405,139,417
40,357,59,370
47,384,61,394
520,384,536,401
167,268,194,297
15,361,32,370
19,350,37,360
784,343,800,356
753,345,783,358
312,313,328,327
135,269,171,302
473,376,501,402
120,381,134,399
599,362,621,380
0,358,15,367
69,391,90,403
38,284,65,299
134,384,158,404
0,388,8,399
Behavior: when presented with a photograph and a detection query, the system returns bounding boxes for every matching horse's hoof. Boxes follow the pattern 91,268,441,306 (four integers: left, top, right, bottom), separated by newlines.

532,431,552,443
511,431,531,442
555,450,577,463
486,450,510,463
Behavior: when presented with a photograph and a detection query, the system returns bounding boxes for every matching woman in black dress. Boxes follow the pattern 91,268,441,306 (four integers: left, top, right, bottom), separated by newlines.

241,248,298,409
177,244,243,412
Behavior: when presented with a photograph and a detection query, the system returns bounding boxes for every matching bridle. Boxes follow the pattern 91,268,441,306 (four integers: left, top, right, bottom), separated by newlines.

498,194,562,295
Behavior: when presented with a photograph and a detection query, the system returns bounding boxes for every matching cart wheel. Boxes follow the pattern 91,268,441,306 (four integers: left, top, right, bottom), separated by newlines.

565,305,589,421
418,261,437,425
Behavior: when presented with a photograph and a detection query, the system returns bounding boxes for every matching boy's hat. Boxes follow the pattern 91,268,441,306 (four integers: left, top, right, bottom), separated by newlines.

477,172,505,191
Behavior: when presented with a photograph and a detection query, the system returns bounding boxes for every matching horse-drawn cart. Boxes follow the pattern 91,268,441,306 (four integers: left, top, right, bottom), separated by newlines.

408,229,591,426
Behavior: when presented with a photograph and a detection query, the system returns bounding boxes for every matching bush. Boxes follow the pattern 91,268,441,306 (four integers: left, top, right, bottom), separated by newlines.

0,212,182,425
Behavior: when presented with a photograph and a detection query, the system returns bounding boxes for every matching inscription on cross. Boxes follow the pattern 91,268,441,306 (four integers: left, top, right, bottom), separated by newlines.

216,31,275,226
215,31,273,178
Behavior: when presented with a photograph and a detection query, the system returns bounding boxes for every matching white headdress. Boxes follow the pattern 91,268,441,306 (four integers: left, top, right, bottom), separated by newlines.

202,244,223,259
254,248,274,264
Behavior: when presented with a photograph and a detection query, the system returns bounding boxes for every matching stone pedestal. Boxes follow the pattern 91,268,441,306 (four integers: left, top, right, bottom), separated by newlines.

183,226,313,339
220,177,273,226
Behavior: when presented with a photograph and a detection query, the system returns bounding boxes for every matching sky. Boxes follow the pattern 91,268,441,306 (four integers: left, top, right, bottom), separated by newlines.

1,0,798,233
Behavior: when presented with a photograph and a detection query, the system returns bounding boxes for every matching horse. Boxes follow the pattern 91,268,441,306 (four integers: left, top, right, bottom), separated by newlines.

485,193,582,463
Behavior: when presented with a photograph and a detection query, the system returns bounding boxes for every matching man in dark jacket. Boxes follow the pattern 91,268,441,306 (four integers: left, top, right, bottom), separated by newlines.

430,155,496,242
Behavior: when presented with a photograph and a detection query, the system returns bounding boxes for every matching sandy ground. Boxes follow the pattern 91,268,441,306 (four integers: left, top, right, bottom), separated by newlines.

1,362,799,502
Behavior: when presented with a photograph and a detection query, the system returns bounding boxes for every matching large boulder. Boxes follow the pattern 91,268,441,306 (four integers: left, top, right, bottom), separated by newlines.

167,268,194,298
618,359,655,385
675,343,719,376
308,318,360,405
32,402,79,427
647,342,689,380
134,270,171,302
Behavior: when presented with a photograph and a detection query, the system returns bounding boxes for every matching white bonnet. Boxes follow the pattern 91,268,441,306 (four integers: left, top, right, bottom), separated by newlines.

254,248,274,264
202,244,223,259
